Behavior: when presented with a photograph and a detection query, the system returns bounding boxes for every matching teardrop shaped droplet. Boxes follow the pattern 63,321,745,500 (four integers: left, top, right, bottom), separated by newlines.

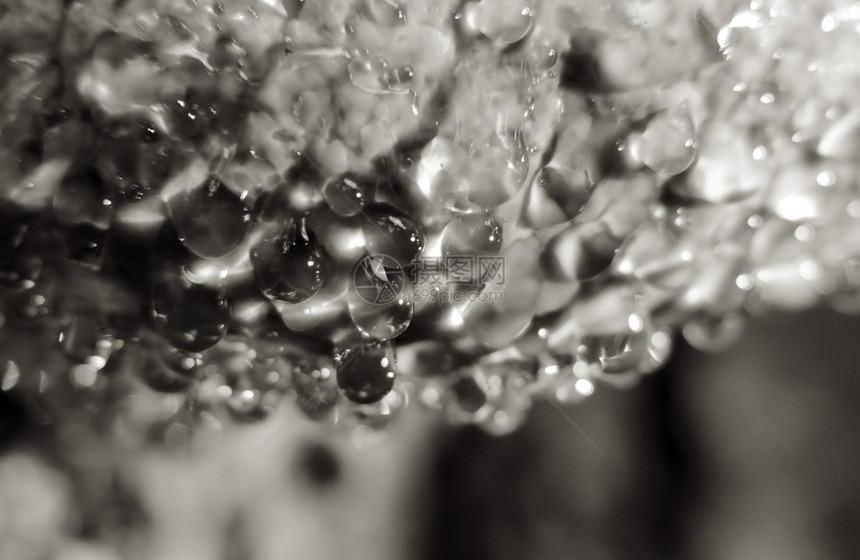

441,211,503,258
541,220,619,282
463,0,535,44
682,312,745,352
152,254,232,353
416,133,529,213
165,167,250,259
323,173,367,217
251,218,324,303
53,168,114,265
461,235,542,347
348,254,414,340
362,204,425,267
521,164,594,228
613,222,697,290
630,105,696,175
579,312,650,375
336,341,397,404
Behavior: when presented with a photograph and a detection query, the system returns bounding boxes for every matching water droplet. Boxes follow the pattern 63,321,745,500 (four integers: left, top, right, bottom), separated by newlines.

59,317,114,369
541,220,619,282
292,361,341,421
323,173,367,217
165,170,250,259
630,106,696,175
1,361,21,392
580,312,650,375
348,57,412,95
441,211,503,258
152,254,231,352
251,218,324,303
53,168,114,265
463,0,534,44
136,338,203,393
336,341,397,404
682,313,745,352
817,108,860,160
521,164,594,228
461,235,541,347
348,255,413,340
416,133,529,213
348,382,407,430
614,222,697,290
362,204,425,267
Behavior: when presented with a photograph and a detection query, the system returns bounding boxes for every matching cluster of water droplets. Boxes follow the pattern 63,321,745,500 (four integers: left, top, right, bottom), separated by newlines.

4,0,860,442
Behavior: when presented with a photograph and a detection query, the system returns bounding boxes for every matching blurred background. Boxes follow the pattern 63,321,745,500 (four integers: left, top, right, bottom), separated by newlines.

4,304,860,560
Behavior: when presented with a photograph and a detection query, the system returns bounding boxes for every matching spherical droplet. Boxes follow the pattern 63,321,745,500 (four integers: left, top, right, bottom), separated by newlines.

336,342,397,404
166,172,250,259
441,211,503,258
362,204,425,267
463,0,535,44
53,168,114,265
251,218,324,303
323,173,367,217
631,105,696,175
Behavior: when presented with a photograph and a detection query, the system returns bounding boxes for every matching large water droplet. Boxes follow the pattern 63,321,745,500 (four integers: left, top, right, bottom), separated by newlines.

463,0,535,44
53,168,114,265
614,222,697,290
251,218,323,303
461,235,542,347
362,204,425,267
521,164,594,228
336,341,397,404
348,254,414,340
441,211,503,258
164,164,250,259
416,133,528,213
541,220,619,282
323,173,367,217
630,105,696,175
151,252,231,352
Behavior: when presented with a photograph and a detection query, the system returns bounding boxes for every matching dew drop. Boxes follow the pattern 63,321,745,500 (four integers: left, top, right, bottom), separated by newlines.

336,341,397,404
251,218,324,303
165,170,250,259
630,105,696,175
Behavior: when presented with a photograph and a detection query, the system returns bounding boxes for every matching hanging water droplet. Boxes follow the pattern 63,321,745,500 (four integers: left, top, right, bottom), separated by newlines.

323,173,367,217
521,164,594,228
165,167,250,259
541,220,619,282
53,168,114,265
630,105,696,175
639,328,673,373
461,235,542,347
441,211,503,258
416,133,529,213
614,222,697,290
348,255,414,340
580,313,650,375
152,255,231,353
136,338,203,393
682,312,745,352
362,204,425,267
463,0,535,44
348,382,408,430
251,218,324,303
336,341,397,404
